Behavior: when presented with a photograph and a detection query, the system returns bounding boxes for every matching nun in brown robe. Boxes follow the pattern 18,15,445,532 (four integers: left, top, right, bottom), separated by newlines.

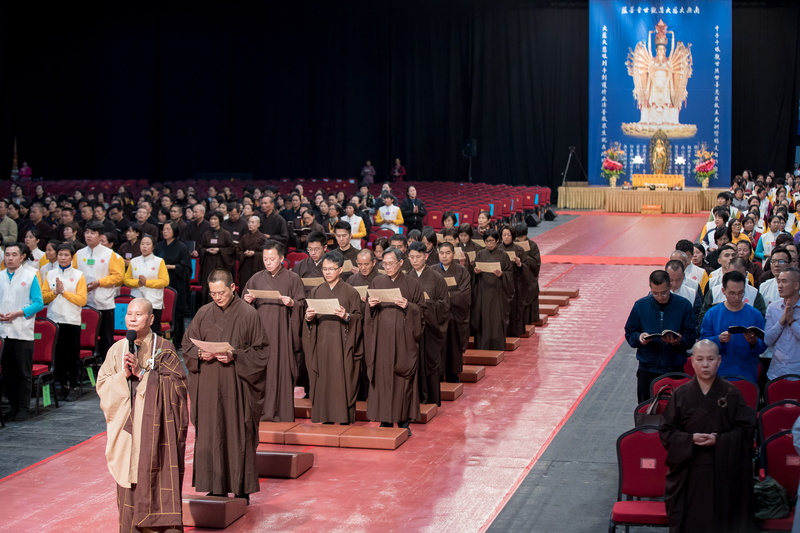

433,242,471,383
659,340,756,533
347,248,380,400
198,212,235,303
236,216,267,292
471,230,514,350
244,240,306,422
499,225,526,337
364,247,425,430
514,223,541,326
408,241,450,406
182,270,268,500
302,251,363,424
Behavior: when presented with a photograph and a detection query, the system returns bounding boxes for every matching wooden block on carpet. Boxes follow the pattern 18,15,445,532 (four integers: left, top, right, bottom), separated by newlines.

284,423,350,447
294,398,312,418
339,426,409,450
541,287,580,298
256,451,314,478
258,421,299,444
520,324,535,338
182,495,247,529
539,295,570,306
414,403,438,423
463,349,505,366
440,382,464,401
356,400,369,421
641,204,662,215
540,304,559,316
533,315,549,326
458,365,485,383
505,337,521,351
467,336,474,349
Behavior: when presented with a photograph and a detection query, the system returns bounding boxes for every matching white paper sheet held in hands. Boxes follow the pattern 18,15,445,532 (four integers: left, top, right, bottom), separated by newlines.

191,338,235,354
306,298,341,315
353,286,369,298
505,251,517,261
367,287,403,302
248,289,282,299
475,262,501,272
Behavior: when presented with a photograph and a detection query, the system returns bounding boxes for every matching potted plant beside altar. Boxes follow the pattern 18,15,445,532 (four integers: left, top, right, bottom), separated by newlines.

694,145,716,189
602,145,625,188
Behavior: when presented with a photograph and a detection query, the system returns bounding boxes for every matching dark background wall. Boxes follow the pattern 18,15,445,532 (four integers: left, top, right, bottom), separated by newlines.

1,1,798,192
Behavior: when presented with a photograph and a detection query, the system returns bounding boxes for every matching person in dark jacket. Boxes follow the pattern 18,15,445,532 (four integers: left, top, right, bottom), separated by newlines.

624,269,697,403
399,186,426,233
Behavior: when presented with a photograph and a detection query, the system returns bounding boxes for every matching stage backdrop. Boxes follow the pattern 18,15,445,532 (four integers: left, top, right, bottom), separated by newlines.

589,0,731,187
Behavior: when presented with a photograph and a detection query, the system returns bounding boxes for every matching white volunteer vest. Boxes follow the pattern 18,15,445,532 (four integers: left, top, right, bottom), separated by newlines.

46,266,84,326
129,254,165,309
341,214,363,250
0,268,37,341
379,205,401,233
76,245,117,310
672,283,696,305
758,278,779,308
711,283,758,307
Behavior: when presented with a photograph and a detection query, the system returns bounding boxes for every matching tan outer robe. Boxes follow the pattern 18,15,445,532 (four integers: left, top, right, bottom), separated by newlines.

97,334,188,531
433,262,471,378
471,246,514,350
293,256,324,296
244,266,306,422
182,296,268,496
198,228,235,302
364,272,425,423
235,230,267,291
412,267,450,405
302,280,363,423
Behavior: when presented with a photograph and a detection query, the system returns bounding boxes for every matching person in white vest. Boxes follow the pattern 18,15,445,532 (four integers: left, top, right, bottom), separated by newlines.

375,193,403,233
41,243,87,402
0,243,44,421
759,247,792,310
73,221,125,360
665,260,702,322
341,203,367,250
123,234,169,334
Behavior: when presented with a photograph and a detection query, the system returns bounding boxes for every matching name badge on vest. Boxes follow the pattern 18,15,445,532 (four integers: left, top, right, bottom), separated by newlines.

233,231,240,237
210,238,218,245
87,258,96,265
125,253,132,259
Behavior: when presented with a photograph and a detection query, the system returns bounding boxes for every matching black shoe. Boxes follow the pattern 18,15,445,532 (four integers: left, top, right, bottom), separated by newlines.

60,387,71,402
398,420,412,436
206,492,228,497
379,422,392,427
5,409,19,421
11,410,30,422
235,494,250,505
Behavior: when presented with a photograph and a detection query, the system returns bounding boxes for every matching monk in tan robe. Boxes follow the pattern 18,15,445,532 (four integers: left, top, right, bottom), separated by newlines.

471,230,514,350
365,247,425,434
433,241,471,383
347,248,379,400
182,269,268,503
303,250,363,424
292,230,326,296
97,298,188,532
244,240,306,421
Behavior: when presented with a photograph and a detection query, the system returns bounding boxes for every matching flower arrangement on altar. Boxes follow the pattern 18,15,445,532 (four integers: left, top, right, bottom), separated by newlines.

694,144,717,185
621,181,633,190
601,145,626,184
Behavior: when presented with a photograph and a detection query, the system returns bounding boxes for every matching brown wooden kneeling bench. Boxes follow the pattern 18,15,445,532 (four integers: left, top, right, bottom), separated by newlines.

259,421,300,444
256,450,314,478
541,287,580,298
539,295,570,307
339,426,409,450
520,324,536,338
505,337,521,351
533,314,548,326
182,495,247,529
539,304,559,316
440,382,464,401
414,403,438,423
294,398,312,418
285,423,350,447
463,349,505,366
458,365,485,383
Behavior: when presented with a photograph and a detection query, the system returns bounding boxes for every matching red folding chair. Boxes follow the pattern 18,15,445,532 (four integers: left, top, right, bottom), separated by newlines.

721,375,760,410
608,426,669,532
160,287,177,339
759,431,799,531
33,317,60,415
286,251,308,269
78,306,102,397
765,374,800,405
459,207,474,227
427,210,443,231
758,400,800,445
649,372,691,400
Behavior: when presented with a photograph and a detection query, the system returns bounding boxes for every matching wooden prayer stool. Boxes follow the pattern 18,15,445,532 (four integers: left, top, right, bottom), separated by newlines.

505,337,521,351
294,398,312,418
539,295,570,307
414,403,438,423
539,304,559,316
339,426,409,450
541,287,580,298
533,315,548,326
255,450,314,478
355,400,369,421
463,349,505,366
468,336,474,349
641,204,662,215
458,365,485,383
440,382,464,401
259,421,299,444
520,324,536,338
182,495,247,529
284,423,350,447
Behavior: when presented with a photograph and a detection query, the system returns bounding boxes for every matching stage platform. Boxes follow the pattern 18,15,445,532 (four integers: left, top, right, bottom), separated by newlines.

557,185,726,213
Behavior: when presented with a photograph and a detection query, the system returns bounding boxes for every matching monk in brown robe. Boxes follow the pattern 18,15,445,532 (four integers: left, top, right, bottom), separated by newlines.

514,222,541,326
365,247,424,434
244,240,306,421
236,215,266,292
333,221,360,281
499,225,526,337
303,251,363,424
471,230,514,350
433,242,471,383
198,211,235,303
293,230,326,296
408,241,449,406
660,340,756,533
421,227,440,266
98,298,188,532
347,248,380,400
183,269,268,503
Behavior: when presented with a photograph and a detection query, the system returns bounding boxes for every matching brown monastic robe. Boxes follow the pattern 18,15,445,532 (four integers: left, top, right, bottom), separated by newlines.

347,268,379,399
182,296,268,496
433,262,471,381
659,376,757,533
517,237,541,325
337,245,360,281
347,269,379,291
293,256,324,296
235,230,267,291
97,334,188,532
198,228,235,302
302,280,363,423
499,241,526,337
412,266,450,405
364,272,425,423
471,246,514,350
244,267,306,422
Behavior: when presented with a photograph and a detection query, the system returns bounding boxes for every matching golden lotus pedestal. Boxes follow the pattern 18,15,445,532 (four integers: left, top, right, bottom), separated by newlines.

631,174,685,188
